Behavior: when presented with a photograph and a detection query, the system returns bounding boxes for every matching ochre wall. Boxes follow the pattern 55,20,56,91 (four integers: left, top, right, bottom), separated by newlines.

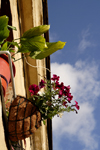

0,0,49,150
17,1,48,149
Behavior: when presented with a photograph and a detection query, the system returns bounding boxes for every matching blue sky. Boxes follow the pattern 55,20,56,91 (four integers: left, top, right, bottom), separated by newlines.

48,1,100,150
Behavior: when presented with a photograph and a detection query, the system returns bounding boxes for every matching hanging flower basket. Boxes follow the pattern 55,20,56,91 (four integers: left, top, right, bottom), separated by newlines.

0,54,15,96
8,95,41,142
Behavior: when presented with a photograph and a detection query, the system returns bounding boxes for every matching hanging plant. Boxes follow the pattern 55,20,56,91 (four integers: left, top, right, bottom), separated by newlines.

8,95,41,141
28,74,80,124
0,15,66,60
8,74,80,142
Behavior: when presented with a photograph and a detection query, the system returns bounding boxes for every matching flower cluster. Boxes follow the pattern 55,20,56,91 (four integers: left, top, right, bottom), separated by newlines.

29,74,80,124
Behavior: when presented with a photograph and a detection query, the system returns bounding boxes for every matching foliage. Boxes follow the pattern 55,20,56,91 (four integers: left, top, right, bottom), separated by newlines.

0,15,66,60
29,74,80,124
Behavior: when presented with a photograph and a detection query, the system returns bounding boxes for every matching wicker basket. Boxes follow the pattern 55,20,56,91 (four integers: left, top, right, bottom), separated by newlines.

8,95,41,141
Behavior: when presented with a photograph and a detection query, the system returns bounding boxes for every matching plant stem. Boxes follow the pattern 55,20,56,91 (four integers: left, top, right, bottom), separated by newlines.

13,57,22,62
11,52,18,57
13,54,28,62
13,38,21,41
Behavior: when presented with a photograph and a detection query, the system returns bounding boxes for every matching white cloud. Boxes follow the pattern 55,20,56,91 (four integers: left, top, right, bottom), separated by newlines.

78,28,95,52
51,61,100,102
53,103,98,150
51,61,100,150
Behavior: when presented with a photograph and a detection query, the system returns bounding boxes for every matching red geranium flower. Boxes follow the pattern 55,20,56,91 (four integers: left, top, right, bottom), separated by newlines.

39,79,46,89
59,82,64,90
59,90,63,98
67,93,73,102
64,85,70,93
29,84,39,95
75,101,80,110
62,101,67,107
51,74,60,82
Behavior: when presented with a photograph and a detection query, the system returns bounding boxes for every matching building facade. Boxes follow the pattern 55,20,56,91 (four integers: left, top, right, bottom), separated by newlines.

0,0,52,149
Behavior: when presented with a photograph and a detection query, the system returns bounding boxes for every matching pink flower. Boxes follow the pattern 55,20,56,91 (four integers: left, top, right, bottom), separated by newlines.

39,79,46,89
51,74,60,82
64,85,70,93
59,90,63,98
55,81,60,89
67,93,73,102
61,85,70,96
54,81,63,88
62,101,67,107
75,101,80,110
59,82,64,90
29,84,39,95
58,84,65,97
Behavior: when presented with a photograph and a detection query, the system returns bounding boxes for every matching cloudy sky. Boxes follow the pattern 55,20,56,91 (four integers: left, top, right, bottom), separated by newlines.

48,1,100,150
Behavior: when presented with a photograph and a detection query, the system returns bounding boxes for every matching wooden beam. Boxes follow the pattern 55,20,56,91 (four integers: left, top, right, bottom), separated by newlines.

42,1,53,150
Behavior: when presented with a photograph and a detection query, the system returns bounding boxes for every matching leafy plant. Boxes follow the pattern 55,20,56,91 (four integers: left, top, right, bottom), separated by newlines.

29,74,80,124
0,15,66,60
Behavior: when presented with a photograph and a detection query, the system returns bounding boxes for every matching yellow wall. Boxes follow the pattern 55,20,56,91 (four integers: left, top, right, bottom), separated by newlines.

0,0,49,150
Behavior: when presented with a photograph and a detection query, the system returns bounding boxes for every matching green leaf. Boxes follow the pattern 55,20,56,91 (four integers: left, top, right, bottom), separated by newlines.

8,41,20,48
0,15,10,44
66,106,72,112
7,25,17,31
0,15,9,29
30,41,66,59
9,49,15,53
19,36,47,53
43,120,46,125
22,25,50,38
29,50,41,58
11,56,16,60
1,42,8,50
36,99,44,106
